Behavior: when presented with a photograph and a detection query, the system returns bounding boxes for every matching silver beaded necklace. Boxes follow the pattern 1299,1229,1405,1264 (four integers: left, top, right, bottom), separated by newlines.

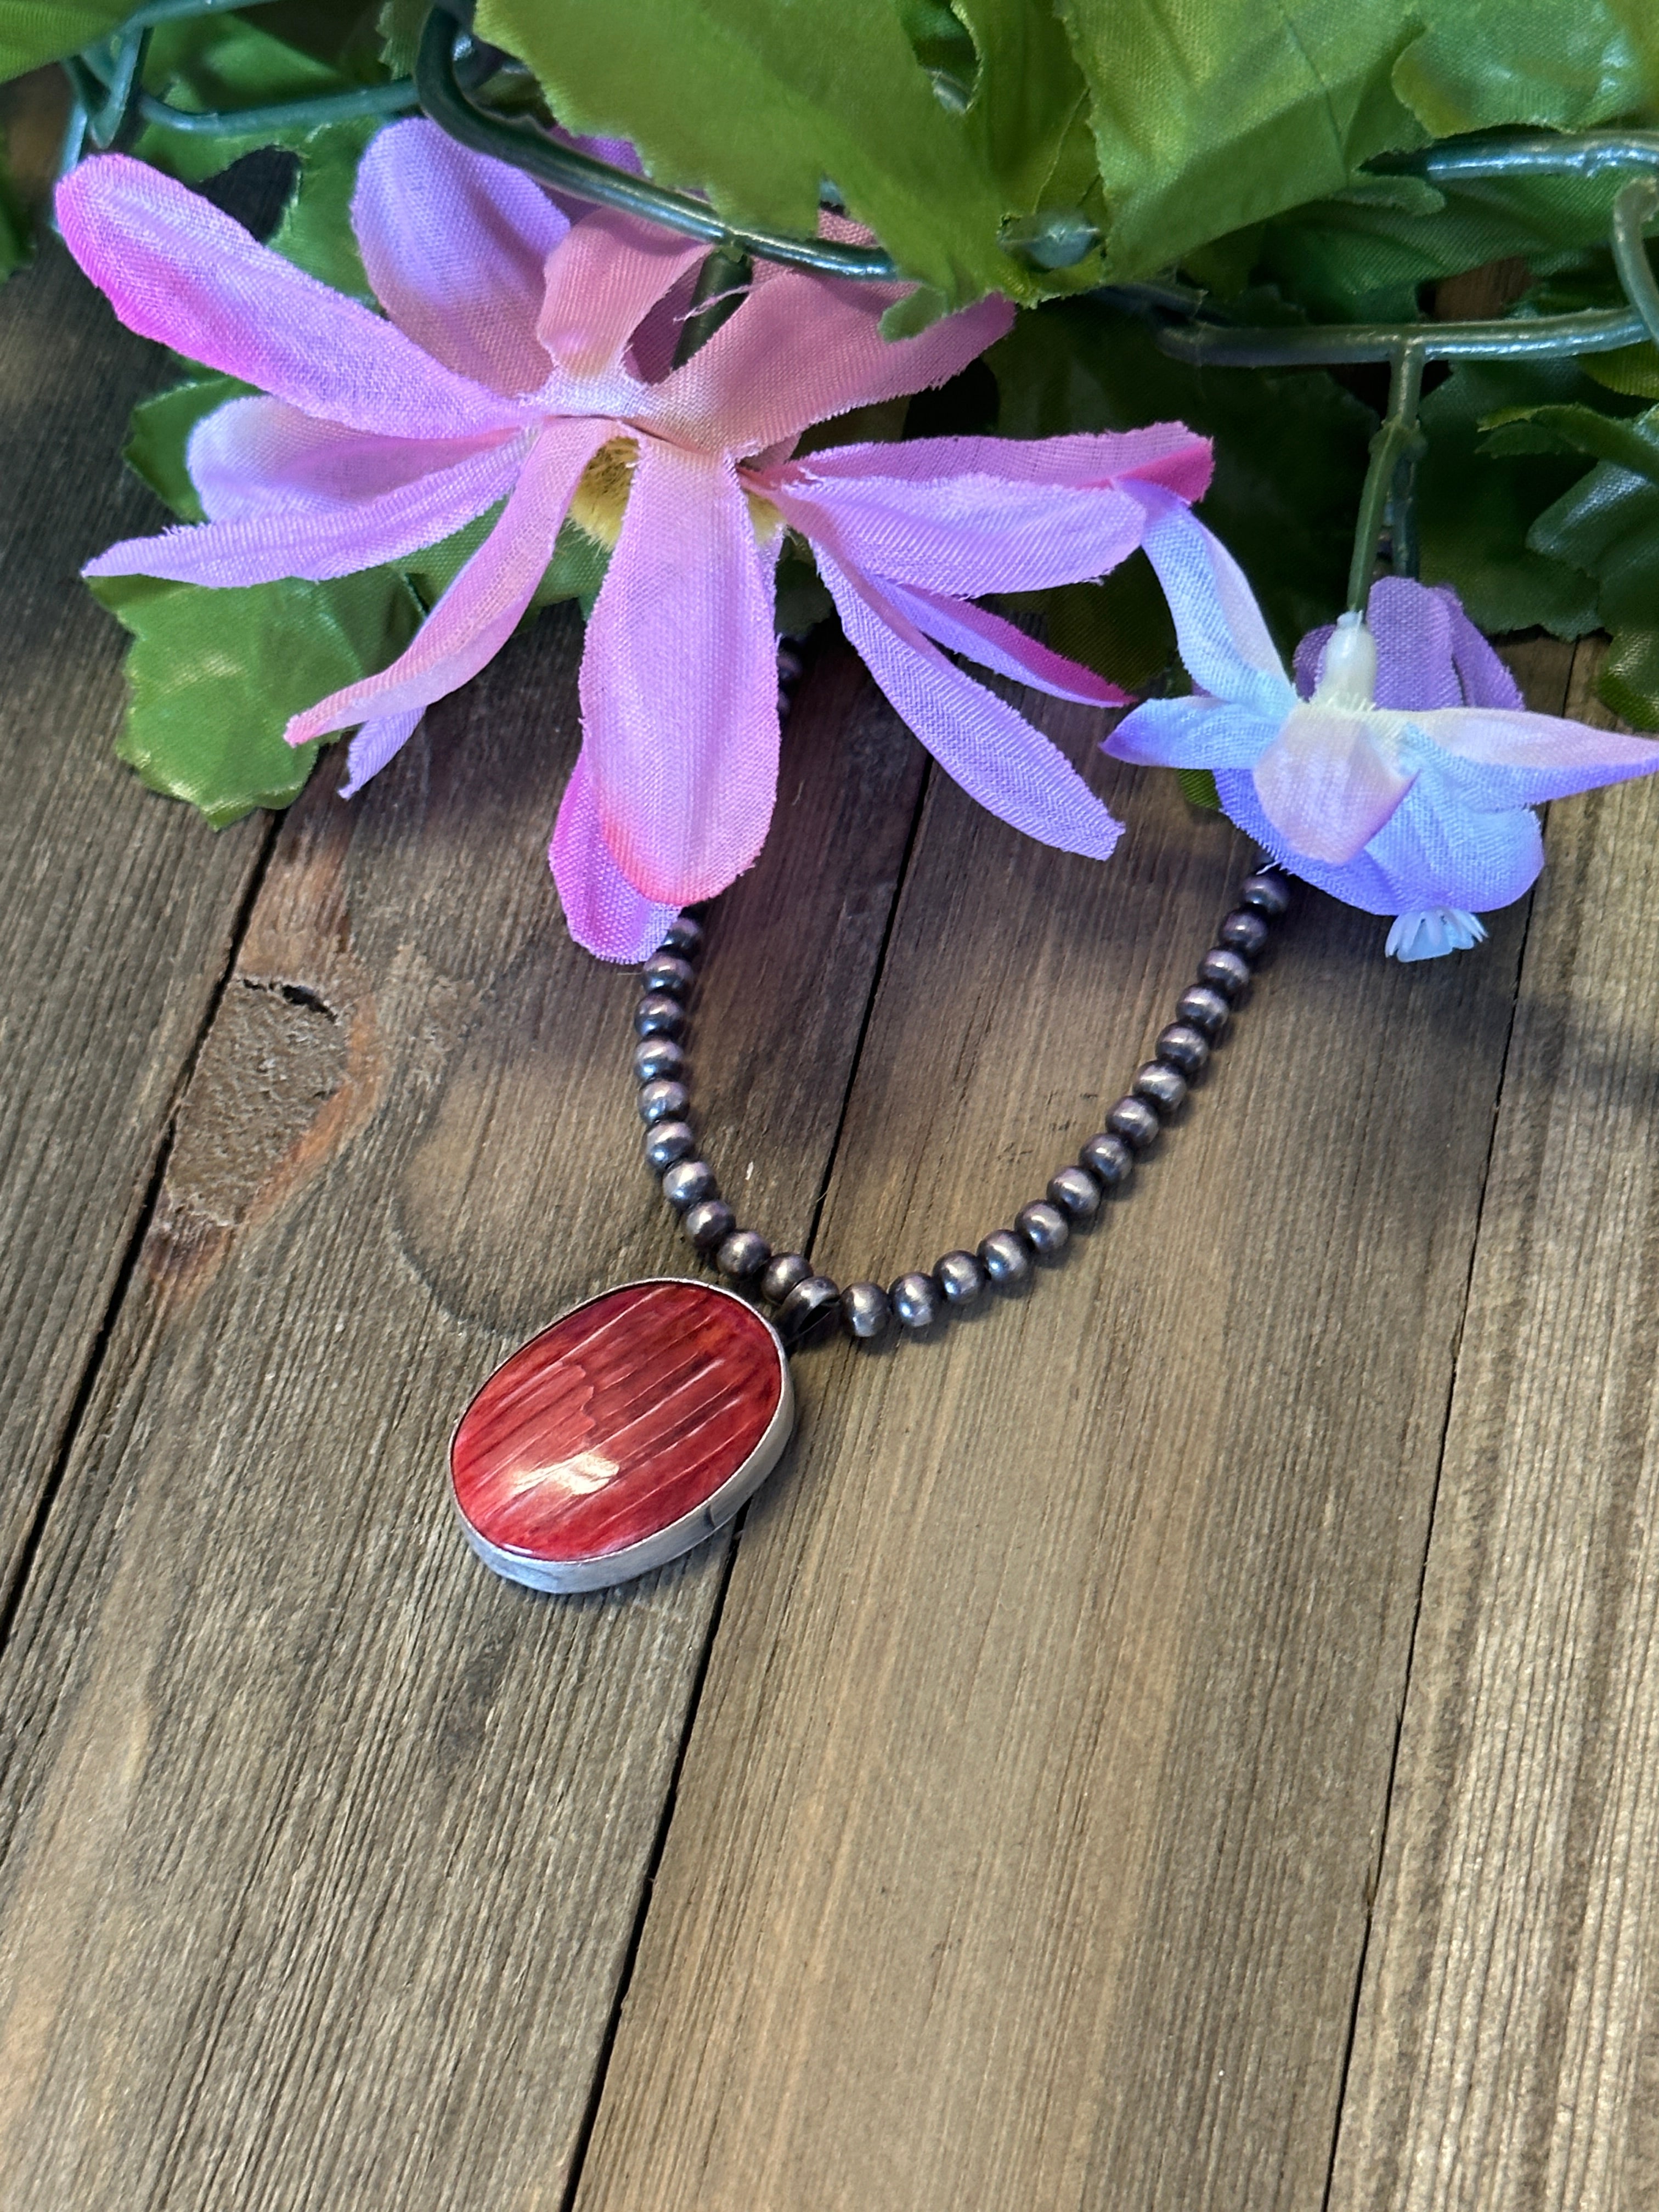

447,854,1290,1594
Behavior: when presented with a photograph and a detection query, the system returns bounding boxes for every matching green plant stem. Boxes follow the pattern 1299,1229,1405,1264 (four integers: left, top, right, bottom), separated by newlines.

413,2,899,283
672,243,754,366
1610,175,1659,350
1347,342,1426,611
1157,306,1645,369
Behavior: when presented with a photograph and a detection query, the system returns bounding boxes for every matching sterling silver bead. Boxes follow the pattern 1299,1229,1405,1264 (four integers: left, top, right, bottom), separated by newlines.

1016,1200,1069,1258
641,952,696,998
842,1280,891,1340
1047,1165,1101,1221
934,1250,986,1304
634,992,686,1039
638,1077,690,1125
1080,1131,1133,1188
890,1271,941,1329
683,1198,735,1251
761,1251,811,1302
634,1036,686,1083
1217,910,1269,960
1238,871,1290,917
1176,985,1231,1039
776,1274,841,1346
1197,947,1251,998
661,1158,716,1211
716,1229,770,1278
644,1119,696,1171
1107,1096,1161,1151
1132,1060,1187,1116
1154,1022,1209,1079
661,915,703,956
978,1229,1031,1286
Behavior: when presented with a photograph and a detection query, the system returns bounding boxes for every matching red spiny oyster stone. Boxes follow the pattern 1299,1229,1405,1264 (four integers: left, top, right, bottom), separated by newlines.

450,1281,785,1564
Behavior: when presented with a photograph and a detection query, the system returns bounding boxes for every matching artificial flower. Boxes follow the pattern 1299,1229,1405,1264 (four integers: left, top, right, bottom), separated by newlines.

1107,492,1659,957
59,122,1210,960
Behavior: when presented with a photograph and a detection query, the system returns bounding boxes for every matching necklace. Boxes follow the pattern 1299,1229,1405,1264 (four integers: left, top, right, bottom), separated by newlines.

446,848,1291,1593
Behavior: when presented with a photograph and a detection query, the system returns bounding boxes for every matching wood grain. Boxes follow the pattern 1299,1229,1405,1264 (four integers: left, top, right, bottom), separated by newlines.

1329,648,1659,2211
0,239,268,1598
0,618,923,2208
570,658,1571,2212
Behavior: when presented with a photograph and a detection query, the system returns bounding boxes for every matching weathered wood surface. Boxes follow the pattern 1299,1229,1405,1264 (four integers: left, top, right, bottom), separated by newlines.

0,236,268,1600
1329,646,1659,2211
4,200,1658,2212
0,594,924,2204
568,654,1576,2212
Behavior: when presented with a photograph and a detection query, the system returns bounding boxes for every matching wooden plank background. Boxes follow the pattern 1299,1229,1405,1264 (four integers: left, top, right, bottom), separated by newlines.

1,212,1657,2211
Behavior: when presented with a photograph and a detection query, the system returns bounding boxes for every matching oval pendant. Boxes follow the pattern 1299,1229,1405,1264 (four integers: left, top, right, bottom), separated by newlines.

449,1278,794,1593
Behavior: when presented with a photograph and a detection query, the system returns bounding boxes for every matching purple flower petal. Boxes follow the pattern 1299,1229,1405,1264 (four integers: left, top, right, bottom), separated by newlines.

1105,695,1277,769
84,431,532,586
646,274,1011,457
538,207,707,379
1252,704,1415,864
550,749,681,962
769,468,1146,597
580,438,780,905
816,548,1122,861
340,708,424,797
352,119,568,396
189,398,501,521
1135,492,1291,719
1415,705,1659,809
883,582,1129,704
786,425,1212,505
284,416,614,743
57,155,528,441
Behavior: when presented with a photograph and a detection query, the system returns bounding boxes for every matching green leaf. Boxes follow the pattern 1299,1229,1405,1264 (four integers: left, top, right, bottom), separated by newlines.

1584,343,1659,400
1176,768,1222,811
1056,0,1426,284
1529,460,1659,630
267,115,379,297
376,0,426,77
990,296,1373,658
0,3,127,80
0,139,30,281
124,373,255,521
1392,0,1652,136
473,0,1089,311
1039,554,1173,694
1416,359,1602,635
88,567,420,826
1597,625,1659,730
1481,400,1659,482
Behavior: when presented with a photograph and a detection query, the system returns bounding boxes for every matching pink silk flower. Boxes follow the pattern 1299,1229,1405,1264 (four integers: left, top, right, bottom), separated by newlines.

60,120,1212,959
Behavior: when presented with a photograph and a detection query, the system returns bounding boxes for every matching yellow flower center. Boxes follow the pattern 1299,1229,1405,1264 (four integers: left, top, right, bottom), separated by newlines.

564,435,786,551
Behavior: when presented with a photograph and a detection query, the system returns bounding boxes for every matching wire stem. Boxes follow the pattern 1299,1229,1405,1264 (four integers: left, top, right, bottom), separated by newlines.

1347,342,1426,611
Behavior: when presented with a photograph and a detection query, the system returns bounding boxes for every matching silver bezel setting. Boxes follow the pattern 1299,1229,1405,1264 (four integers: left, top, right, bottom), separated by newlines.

450,1277,795,1595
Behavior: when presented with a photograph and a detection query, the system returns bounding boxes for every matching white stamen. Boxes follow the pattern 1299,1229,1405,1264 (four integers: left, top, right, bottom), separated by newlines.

1385,908,1488,961
1313,610,1378,711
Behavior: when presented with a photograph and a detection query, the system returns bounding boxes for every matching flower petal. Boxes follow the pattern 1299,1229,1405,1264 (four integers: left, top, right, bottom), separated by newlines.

1251,704,1415,864
1434,585,1525,709
189,397,502,521
340,709,424,798
883,582,1129,705
1415,705,1659,809
1386,908,1487,960
769,467,1146,597
1362,575,1463,709
816,549,1122,861
550,748,681,962
1133,489,1291,718
538,206,708,379
84,432,532,586
284,416,613,742
779,425,1212,505
56,155,526,440
645,274,1011,456
352,118,569,394
580,439,780,905
1105,695,1276,769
